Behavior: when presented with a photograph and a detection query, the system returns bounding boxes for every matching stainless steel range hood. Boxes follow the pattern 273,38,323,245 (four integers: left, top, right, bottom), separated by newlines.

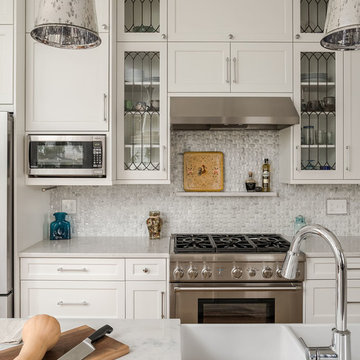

170,97,299,130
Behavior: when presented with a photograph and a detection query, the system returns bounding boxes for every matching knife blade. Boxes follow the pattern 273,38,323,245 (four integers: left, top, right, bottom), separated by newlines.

57,324,113,360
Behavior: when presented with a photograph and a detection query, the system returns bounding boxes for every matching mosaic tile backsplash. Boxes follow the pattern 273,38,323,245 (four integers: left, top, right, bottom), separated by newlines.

50,131,360,237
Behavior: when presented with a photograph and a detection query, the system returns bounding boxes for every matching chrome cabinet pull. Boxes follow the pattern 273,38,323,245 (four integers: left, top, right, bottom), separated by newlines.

161,33,167,39
347,301,360,304
57,267,88,272
101,24,108,30
163,145,167,171
174,286,301,292
345,145,350,171
233,57,237,84
57,301,88,306
228,34,234,40
295,34,301,40
226,57,230,83
103,93,108,122
161,291,165,319
348,267,360,270
295,145,301,171
143,268,150,273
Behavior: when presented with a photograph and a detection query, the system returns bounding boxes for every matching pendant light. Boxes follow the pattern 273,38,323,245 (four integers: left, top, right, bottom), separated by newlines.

321,0,360,50
30,0,101,50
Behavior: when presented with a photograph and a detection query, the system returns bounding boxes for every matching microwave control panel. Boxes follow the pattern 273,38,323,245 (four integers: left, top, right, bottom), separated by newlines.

93,142,103,168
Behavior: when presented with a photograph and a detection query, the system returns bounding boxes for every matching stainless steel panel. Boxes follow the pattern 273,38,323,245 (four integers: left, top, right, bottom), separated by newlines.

170,282,303,324
0,293,13,318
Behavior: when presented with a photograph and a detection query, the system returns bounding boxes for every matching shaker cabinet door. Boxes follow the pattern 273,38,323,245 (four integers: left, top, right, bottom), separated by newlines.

0,0,13,24
230,43,292,93
26,34,109,132
0,26,13,104
168,0,292,41
168,42,231,93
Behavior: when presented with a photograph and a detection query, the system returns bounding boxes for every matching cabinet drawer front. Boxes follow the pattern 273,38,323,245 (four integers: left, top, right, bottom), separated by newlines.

21,281,125,319
125,259,166,281
306,258,360,280
305,280,360,324
21,258,125,281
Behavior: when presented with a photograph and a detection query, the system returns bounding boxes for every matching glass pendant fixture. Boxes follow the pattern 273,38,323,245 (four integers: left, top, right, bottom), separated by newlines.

30,0,101,50
321,0,360,50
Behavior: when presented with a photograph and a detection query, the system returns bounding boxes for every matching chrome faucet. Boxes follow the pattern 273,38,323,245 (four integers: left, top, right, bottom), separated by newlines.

281,225,351,360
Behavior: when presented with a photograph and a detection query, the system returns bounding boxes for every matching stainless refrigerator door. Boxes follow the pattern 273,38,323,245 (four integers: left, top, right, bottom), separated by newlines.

0,112,13,298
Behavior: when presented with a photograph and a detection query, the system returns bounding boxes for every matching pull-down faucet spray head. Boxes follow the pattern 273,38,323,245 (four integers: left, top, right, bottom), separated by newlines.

281,250,299,280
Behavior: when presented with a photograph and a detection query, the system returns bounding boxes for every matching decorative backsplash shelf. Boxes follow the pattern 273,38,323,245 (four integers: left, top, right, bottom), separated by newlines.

175,192,278,197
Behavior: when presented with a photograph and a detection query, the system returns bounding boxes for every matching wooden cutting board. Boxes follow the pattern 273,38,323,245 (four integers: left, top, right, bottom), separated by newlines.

0,325,130,360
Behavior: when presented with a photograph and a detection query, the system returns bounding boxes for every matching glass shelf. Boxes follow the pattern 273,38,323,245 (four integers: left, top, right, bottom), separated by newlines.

301,145,335,148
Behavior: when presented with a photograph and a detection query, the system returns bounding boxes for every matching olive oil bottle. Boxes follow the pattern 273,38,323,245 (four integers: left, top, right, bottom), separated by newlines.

262,159,270,192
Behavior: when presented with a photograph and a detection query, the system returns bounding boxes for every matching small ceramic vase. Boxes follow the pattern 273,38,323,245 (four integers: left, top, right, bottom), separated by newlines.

146,211,162,239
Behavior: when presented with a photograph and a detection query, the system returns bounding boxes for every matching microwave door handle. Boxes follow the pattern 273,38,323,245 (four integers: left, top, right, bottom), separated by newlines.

174,286,302,292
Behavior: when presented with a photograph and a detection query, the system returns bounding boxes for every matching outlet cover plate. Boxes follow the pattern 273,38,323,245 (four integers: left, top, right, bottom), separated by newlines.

62,199,77,214
326,199,348,215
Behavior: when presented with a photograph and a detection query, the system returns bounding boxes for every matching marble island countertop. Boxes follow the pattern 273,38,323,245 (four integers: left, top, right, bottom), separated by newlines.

0,319,181,360
19,237,170,258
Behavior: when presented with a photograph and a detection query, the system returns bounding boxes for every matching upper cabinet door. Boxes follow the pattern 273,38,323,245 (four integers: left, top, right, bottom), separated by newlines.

26,0,109,33
344,52,360,180
26,34,109,132
168,0,292,42
0,0,13,24
168,42,231,93
0,26,13,104
117,0,167,41
230,43,293,93
293,0,328,42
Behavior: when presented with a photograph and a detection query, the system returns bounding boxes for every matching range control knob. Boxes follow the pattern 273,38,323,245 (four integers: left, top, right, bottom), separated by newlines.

202,267,212,279
262,266,273,279
231,267,243,279
188,267,198,279
173,267,184,280
248,268,257,277
276,268,283,278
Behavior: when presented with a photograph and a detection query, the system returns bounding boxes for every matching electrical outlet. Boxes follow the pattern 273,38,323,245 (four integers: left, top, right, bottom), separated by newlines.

62,199,77,214
326,199,348,215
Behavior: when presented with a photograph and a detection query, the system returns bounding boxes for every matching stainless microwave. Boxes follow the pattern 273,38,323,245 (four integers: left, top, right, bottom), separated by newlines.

27,135,106,177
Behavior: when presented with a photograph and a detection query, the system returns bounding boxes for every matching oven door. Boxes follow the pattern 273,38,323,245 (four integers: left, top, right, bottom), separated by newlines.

27,135,106,177
170,282,303,324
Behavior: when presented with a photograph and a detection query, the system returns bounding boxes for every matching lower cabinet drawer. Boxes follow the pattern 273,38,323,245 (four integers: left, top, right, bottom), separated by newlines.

21,281,125,319
306,258,360,280
125,259,166,281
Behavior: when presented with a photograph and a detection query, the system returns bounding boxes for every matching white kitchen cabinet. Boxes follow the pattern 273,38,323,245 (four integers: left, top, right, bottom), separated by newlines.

26,0,109,33
116,42,168,182
168,0,292,42
168,43,230,93
0,0,13,24
304,280,360,324
230,43,292,93
280,43,345,184
126,281,166,319
125,258,166,281
0,25,13,104
26,34,109,132
117,0,167,41
293,0,328,42
344,51,360,180
21,280,125,319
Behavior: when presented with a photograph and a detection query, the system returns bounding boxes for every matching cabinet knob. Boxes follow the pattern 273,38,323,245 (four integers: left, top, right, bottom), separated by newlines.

143,268,150,273
295,34,300,39
228,33,234,40
101,24,108,30
161,33,167,39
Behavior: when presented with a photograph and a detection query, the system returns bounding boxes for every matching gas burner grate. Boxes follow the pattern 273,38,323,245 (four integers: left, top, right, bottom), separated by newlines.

211,235,256,253
174,234,215,253
246,234,290,252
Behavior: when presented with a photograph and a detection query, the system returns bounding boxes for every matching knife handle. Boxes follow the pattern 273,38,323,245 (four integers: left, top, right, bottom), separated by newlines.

88,325,113,343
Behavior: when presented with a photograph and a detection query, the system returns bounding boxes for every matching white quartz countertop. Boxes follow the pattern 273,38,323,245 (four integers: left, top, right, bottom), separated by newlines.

0,319,181,359
284,235,360,258
19,237,170,258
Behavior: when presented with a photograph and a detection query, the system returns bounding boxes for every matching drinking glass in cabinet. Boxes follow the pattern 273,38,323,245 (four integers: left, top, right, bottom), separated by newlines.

302,126,315,145
124,0,160,33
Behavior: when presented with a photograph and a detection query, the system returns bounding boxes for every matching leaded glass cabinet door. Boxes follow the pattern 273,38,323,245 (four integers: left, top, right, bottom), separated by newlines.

117,43,168,181
293,0,329,42
293,43,343,180
117,0,167,41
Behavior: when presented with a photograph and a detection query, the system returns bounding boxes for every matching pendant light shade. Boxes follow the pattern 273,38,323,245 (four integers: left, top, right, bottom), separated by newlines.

30,0,101,50
321,0,360,50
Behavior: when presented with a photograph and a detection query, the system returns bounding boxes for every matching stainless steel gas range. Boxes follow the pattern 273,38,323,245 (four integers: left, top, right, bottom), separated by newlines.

169,234,305,324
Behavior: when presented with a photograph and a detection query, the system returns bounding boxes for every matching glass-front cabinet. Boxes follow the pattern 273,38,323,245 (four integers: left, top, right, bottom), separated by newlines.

117,0,167,41
117,42,168,181
293,0,328,42
293,43,343,180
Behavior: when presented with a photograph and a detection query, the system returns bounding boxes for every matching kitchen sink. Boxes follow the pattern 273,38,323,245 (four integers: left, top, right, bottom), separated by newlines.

181,324,305,360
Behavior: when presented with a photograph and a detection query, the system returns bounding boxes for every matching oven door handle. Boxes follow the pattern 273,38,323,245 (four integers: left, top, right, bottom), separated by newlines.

174,285,302,292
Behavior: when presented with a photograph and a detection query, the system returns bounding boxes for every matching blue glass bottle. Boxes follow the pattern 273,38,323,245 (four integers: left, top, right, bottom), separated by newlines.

294,215,306,235
50,212,71,240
